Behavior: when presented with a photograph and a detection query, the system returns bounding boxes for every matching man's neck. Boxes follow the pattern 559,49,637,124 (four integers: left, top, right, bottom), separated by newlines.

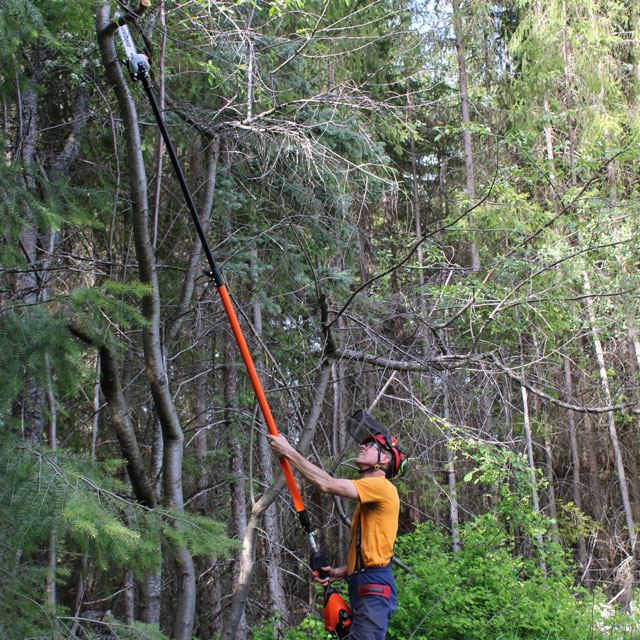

358,468,386,479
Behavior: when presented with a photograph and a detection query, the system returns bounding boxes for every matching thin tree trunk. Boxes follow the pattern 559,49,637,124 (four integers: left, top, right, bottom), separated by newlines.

561,0,577,187
530,338,559,545
151,0,167,250
46,529,57,612
226,336,248,640
443,378,460,551
582,270,636,552
139,410,163,623
333,313,348,553
451,0,480,270
408,94,424,292
563,354,588,575
220,137,248,639
91,354,101,462
220,360,333,640
140,567,162,626
166,135,220,347
45,354,57,610
251,249,286,628
14,47,45,441
519,371,546,572
124,568,135,624
542,433,560,545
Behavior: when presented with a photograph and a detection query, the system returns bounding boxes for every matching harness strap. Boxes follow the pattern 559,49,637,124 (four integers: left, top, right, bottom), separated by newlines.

355,507,365,573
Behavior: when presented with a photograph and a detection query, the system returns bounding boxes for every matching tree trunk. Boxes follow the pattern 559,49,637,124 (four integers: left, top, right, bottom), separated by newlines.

407,91,424,292
220,360,332,640
582,270,636,552
166,134,220,347
530,338,559,545
14,47,45,441
140,413,163,626
251,249,286,628
151,0,167,250
520,383,546,570
218,141,249,640
101,344,157,507
96,8,195,637
563,354,588,576
451,0,480,270
443,377,460,551
561,0,577,187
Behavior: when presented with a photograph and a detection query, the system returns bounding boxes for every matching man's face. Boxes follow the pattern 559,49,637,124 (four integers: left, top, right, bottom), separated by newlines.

355,439,391,471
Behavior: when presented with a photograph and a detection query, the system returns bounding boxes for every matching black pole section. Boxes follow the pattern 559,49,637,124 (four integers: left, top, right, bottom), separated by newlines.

138,70,224,288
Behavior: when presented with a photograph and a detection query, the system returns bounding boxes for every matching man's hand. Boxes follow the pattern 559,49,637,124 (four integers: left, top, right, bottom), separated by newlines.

266,434,295,459
266,434,359,500
314,564,348,588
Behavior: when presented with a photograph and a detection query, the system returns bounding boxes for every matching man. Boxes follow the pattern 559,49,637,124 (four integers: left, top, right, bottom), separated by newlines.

267,412,406,639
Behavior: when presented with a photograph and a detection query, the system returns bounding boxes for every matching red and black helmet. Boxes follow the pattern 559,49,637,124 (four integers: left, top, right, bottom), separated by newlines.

362,432,407,479
349,410,408,479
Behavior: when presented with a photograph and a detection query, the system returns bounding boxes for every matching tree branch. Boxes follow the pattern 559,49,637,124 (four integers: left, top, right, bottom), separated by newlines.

490,352,640,415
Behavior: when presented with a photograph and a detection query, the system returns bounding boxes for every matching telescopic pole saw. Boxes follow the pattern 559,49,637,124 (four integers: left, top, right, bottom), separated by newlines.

114,17,325,560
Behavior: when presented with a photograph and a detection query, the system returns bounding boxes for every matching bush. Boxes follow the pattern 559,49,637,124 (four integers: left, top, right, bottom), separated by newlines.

388,518,631,640
251,612,331,640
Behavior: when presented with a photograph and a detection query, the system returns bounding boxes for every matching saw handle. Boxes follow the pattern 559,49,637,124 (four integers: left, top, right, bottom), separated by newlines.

310,550,331,580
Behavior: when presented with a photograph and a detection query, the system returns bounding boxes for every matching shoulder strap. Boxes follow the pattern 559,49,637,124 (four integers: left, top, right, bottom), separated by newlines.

355,507,365,573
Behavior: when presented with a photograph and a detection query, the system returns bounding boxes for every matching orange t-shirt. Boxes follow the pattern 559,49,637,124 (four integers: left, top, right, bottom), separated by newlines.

346,476,399,576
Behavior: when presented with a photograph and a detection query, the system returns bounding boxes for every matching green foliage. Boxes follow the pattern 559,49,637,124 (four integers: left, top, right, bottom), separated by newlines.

451,436,550,544
386,434,640,639
0,0,56,61
251,612,331,640
69,279,153,345
0,307,85,423
0,431,235,638
388,521,609,640
0,0,95,93
85,620,170,640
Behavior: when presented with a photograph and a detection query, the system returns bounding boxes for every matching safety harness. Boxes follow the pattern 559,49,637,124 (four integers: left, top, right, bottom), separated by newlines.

354,496,392,597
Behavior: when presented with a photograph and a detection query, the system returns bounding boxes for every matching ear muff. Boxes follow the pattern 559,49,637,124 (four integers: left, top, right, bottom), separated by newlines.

387,438,407,478
396,453,407,478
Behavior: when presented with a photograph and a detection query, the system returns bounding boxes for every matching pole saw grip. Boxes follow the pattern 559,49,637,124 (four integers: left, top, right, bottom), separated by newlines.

310,549,330,580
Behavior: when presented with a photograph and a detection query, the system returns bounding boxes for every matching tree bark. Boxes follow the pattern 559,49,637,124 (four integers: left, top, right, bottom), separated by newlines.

166,134,220,347
220,359,332,640
68,323,157,509
14,47,45,441
451,0,480,270
582,270,636,553
520,382,546,572
251,249,286,627
443,377,460,552
96,7,195,636
563,354,588,575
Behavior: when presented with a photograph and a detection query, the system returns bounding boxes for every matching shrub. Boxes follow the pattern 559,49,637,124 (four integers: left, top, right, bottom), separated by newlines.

388,519,628,640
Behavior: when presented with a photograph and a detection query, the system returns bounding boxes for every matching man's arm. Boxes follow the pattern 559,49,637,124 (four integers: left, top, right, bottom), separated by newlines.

267,434,359,500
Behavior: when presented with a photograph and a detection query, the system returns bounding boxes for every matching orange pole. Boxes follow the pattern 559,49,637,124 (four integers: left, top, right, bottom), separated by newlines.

218,285,306,515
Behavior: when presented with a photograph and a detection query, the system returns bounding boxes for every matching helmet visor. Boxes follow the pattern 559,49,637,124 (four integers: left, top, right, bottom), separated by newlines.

347,410,393,447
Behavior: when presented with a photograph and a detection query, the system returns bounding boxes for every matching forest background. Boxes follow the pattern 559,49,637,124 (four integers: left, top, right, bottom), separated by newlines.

3,0,640,638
